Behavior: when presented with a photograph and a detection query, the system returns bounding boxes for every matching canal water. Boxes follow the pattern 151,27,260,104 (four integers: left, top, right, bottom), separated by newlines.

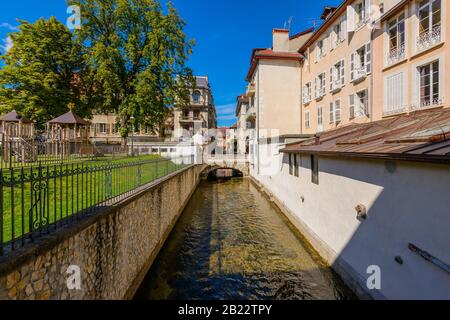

135,178,355,300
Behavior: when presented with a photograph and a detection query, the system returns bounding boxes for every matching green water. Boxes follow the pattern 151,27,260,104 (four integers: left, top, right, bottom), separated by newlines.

135,178,355,300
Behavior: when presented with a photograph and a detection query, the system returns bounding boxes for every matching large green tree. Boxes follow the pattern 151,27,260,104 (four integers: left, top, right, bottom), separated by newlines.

0,17,91,127
69,0,195,143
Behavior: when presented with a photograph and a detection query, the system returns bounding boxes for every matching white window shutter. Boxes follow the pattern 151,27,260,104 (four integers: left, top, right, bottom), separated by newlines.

341,59,345,84
365,0,371,21
365,43,371,73
335,101,341,122
341,15,347,40
349,94,355,119
350,53,355,81
323,39,327,56
330,68,334,90
329,102,334,123
347,5,355,33
364,89,370,115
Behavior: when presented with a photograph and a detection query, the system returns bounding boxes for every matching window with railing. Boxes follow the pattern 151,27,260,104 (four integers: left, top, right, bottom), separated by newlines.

351,43,371,82
192,91,201,103
315,39,326,62
349,89,369,118
417,0,442,52
330,60,345,92
387,14,406,65
315,73,326,99
303,82,312,104
355,0,370,30
416,60,441,109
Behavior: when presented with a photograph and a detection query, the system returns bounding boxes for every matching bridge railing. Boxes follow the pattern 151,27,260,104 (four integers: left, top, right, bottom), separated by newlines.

205,154,249,162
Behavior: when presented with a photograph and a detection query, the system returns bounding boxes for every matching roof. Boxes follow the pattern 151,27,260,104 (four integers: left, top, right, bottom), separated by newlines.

230,123,237,129
289,27,315,40
47,111,89,125
281,108,450,164
320,6,338,20
246,49,302,82
299,0,352,53
0,110,33,123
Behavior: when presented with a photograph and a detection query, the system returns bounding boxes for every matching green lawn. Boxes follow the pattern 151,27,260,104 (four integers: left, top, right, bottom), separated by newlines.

0,155,192,245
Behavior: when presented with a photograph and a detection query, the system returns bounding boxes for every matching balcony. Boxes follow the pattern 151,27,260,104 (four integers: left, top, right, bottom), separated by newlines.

303,94,312,104
315,89,326,100
387,44,406,66
246,83,256,97
330,79,343,93
352,66,367,83
416,26,442,52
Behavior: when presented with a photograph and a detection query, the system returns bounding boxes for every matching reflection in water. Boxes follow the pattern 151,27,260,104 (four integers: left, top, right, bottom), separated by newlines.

135,178,355,300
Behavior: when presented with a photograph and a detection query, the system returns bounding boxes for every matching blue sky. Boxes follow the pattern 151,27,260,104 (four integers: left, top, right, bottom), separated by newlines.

0,0,341,126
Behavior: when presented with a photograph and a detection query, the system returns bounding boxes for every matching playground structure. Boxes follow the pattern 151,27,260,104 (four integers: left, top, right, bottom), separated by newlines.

0,110,36,164
0,109,95,167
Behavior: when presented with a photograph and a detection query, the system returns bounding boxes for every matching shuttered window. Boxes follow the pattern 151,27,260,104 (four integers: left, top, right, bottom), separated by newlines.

384,71,406,114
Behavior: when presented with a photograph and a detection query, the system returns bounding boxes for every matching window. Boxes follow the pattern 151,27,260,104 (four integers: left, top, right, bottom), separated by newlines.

329,100,341,124
355,0,370,29
194,111,200,120
331,17,346,49
305,111,310,129
350,89,369,118
417,0,442,51
317,106,323,132
330,60,345,91
192,91,201,103
417,60,440,108
311,155,319,185
351,43,371,81
289,154,293,175
315,39,326,62
294,154,299,177
384,72,406,115
387,14,406,65
183,110,190,118
99,123,108,134
303,82,312,104
315,73,326,99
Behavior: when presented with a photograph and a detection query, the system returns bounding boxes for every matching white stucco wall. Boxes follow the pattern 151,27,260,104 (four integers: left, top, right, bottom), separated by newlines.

251,145,450,300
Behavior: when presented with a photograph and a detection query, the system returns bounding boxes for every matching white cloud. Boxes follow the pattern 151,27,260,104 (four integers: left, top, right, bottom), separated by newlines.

0,22,19,31
1,36,13,53
216,103,236,116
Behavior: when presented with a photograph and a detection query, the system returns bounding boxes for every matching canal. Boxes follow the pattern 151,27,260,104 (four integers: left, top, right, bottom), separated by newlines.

135,178,355,300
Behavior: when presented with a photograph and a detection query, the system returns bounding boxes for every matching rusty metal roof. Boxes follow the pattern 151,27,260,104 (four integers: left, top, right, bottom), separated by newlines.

47,111,89,125
281,108,450,164
0,110,33,123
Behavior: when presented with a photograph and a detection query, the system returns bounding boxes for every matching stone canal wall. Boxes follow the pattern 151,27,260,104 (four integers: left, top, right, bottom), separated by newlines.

0,165,206,300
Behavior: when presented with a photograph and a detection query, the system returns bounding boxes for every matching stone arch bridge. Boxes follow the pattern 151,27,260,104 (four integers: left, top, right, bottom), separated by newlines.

202,154,250,178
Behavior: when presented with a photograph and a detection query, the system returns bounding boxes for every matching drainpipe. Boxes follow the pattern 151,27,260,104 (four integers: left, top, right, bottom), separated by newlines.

256,66,260,175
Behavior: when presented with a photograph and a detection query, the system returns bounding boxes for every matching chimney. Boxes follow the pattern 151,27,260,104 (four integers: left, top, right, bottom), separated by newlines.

272,29,290,52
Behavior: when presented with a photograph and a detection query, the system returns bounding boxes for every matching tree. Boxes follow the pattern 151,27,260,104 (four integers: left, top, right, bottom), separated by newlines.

0,17,90,127
68,0,195,145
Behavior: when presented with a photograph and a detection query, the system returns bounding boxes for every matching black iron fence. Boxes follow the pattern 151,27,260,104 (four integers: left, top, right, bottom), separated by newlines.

0,155,194,256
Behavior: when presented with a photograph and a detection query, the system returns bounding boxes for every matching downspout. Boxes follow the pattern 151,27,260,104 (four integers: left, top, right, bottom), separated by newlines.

256,65,260,175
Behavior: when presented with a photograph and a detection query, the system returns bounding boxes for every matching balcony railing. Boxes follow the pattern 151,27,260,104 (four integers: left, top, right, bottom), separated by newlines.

352,66,367,82
416,26,441,52
303,94,312,104
413,97,443,110
387,44,406,66
356,16,369,30
315,88,325,100
330,79,343,93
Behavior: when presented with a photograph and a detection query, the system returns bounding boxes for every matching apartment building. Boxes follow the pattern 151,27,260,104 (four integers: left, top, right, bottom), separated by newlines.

173,76,217,141
373,0,447,119
235,94,255,155
300,0,407,134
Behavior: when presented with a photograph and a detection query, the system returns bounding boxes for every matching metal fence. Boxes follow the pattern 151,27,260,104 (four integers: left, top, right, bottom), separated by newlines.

0,155,194,255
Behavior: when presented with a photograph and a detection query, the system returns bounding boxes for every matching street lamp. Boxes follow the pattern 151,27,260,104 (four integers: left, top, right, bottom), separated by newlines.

130,116,135,157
